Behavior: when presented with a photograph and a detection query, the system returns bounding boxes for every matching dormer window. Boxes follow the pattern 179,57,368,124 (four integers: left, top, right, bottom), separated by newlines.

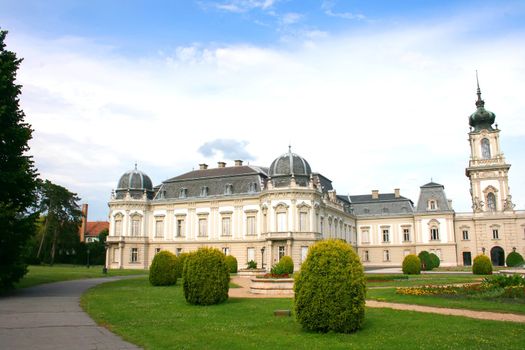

224,184,233,195
363,208,370,214
428,200,437,210
200,186,209,197
248,182,257,193
179,188,187,198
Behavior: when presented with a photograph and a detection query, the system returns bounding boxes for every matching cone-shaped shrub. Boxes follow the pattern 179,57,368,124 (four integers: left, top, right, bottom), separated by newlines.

472,254,493,275
402,254,421,275
174,252,190,279
183,247,229,305
429,253,440,269
294,239,365,333
506,251,524,267
149,251,178,286
225,255,238,273
418,251,433,271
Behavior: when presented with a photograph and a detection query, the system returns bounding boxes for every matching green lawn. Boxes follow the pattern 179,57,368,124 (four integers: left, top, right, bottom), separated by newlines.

82,277,525,349
14,265,147,289
367,287,525,314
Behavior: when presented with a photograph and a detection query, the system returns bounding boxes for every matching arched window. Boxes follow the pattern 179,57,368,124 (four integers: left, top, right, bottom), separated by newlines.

487,192,496,211
481,138,491,159
428,219,440,241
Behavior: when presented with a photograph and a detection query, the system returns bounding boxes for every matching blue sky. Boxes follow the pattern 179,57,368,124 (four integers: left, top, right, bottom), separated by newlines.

1,0,525,220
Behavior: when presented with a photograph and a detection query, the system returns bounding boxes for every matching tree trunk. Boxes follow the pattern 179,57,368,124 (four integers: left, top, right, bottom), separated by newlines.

50,225,58,265
36,215,49,258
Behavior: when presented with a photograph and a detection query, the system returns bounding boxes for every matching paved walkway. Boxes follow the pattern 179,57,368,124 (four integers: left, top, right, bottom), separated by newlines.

0,277,141,350
229,276,525,323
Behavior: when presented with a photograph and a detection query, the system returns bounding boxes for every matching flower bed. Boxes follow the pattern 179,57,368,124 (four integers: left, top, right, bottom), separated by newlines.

249,277,294,295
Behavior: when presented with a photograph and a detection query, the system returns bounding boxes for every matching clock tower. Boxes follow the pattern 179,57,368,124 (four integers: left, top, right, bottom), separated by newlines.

466,75,515,213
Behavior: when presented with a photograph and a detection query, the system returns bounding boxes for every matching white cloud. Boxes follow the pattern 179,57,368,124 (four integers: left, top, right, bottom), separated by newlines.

8,12,525,220
322,0,366,20
205,0,277,13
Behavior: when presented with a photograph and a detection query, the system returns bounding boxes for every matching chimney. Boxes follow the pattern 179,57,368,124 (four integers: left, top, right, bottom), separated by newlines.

394,188,400,198
217,161,226,168
199,163,208,170
372,190,379,199
80,204,88,242
234,159,243,166
448,199,453,209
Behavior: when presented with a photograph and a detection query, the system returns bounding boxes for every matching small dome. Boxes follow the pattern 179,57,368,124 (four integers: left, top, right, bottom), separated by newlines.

269,148,312,177
469,79,496,132
117,165,153,191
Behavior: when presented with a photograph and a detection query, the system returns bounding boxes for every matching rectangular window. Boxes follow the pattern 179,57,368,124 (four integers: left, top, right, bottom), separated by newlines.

277,212,287,231
199,218,208,237
403,249,410,257
462,230,469,240
278,246,285,260
222,217,231,236
222,247,230,256
247,247,255,263
155,220,164,238
429,201,436,210
179,188,187,198
301,246,308,263
176,248,182,256
246,216,256,235
176,219,185,237
131,248,138,263
112,248,118,262
383,250,390,262
403,228,410,242
155,248,161,254
200,186,208,197
382,229,390,243
299,212,308,232
320,217,324,233
430,228,439,240
361,229,370,244
131,219,140,237
363,250,369,262
114,220,122,236
492,229,499,240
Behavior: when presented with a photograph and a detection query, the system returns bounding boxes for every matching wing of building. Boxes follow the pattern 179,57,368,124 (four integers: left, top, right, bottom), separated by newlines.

106,84,525,270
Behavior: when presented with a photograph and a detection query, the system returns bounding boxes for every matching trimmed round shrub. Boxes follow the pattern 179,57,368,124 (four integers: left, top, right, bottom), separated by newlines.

429,253,440,269
174,252,190,279
294,239,365,333
270,255,294,275
506,251,524,267
472,254,493,275
225,255,238,273
418,251,434,271
183,247,230,305
149,251,178,286
402,254,421,275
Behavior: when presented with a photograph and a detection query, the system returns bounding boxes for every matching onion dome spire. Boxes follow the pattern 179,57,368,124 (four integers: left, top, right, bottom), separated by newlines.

469,71,495,132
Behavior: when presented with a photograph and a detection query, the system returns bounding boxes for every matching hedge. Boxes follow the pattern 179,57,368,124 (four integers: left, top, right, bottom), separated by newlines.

294,239,365,333
271,256,294,275
225,255,238,273
472,254,493,275
149,251,178,286
402,254,421,275
183,247,230,305
506,251,524,267
418,251,434,271
429,253,440,269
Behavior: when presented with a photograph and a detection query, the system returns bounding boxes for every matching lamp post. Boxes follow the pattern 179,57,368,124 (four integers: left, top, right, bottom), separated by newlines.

102,242,109,274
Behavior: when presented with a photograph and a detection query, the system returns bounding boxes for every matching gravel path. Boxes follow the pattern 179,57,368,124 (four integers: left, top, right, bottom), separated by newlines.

0,276,141,350
229,276,525,323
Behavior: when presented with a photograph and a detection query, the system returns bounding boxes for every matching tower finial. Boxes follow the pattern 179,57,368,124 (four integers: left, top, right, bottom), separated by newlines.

134,162,137,170
288,144,292,154
475,70,485,108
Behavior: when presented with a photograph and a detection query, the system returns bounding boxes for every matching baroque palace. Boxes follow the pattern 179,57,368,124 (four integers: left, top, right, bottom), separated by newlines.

106,85,525,270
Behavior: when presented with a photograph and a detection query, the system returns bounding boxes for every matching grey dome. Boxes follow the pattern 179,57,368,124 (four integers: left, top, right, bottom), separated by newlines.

269,149,312,177
117,166,153,190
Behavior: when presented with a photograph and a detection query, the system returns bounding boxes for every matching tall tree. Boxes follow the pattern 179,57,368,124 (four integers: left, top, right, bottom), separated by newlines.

0,29,39,289
37,180,82,265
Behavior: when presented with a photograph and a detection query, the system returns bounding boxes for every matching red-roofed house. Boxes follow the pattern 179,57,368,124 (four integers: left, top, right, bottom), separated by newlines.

79,204,109,242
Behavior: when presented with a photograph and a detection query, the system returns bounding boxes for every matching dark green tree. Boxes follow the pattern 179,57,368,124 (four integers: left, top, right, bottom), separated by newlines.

0,30,39,289
36,180,82,265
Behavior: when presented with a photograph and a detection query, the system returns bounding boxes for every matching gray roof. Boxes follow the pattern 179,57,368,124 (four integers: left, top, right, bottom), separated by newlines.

340,194,415,217
117,168,153,190
156,165,268,200
269,151,311,177
415,182,453,212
